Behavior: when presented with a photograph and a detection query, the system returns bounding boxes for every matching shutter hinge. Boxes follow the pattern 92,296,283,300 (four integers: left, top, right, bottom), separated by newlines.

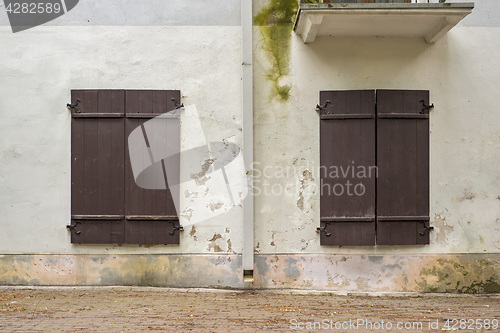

420,100,434,114
66,221,82,235
316,100,331,113
419,222,434,236
67,98,81,113
316,226,331,237
171,98,184,110
169,221,184,236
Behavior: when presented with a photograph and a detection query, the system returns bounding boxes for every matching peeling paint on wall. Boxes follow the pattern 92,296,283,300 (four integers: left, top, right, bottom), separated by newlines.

208,234,224,252
297,170,314,212
189,226,198,242
432,212,454,245
208,201,224,212
1,254,499,292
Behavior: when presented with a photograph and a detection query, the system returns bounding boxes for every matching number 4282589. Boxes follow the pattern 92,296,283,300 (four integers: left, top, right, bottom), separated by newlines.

444,319,499,330
6,2,62,14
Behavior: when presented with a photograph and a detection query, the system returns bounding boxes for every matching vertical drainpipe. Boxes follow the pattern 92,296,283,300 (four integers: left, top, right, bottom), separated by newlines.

241,0,254,282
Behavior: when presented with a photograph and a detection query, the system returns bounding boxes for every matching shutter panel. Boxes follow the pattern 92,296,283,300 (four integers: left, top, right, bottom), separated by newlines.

319,90,376,246
125,90,181,244
376,90,430,245
70,90,125,243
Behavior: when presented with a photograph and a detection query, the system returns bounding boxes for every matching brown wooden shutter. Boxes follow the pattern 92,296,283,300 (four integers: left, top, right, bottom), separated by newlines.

70,90,126,243
376,90,430,245
70,90,181,244
319,90,376,246
124,90,181,244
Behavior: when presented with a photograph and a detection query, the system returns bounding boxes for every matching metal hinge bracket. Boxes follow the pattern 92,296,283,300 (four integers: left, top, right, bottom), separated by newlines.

316,100,331,113
420,100,434,114
169,221,184,236
419,222,434,236
316,226,331,237
67,98,81,113
66,221,82,235
171,98,184,110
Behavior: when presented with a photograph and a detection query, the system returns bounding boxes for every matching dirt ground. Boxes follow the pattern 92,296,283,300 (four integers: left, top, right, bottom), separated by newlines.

0,287,499,332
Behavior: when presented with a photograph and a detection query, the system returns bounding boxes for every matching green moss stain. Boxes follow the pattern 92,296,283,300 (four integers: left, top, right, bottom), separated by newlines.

457,278,500,294
418,259,500,293
254,0,298,102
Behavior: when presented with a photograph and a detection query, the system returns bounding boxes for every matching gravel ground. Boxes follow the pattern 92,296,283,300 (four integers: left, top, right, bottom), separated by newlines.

0,287,499,332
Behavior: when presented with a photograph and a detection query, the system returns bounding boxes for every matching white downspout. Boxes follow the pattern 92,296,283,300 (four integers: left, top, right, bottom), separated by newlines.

241,0,254,282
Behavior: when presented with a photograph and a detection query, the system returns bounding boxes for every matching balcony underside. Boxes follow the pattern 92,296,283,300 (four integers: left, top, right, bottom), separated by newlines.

294,3,474,44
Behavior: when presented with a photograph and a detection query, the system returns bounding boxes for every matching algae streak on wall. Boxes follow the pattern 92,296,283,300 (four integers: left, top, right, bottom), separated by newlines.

254,0,298,102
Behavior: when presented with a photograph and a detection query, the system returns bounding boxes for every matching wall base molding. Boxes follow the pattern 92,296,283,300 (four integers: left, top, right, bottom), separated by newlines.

1,254,499,293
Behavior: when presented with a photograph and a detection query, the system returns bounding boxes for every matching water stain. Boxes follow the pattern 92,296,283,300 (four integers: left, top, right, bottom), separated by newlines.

283,258,300,278
458,189,476,202
254,0,298,102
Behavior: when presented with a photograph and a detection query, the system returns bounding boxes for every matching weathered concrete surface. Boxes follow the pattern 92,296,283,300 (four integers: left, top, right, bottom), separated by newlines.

253,254,500,293
1,254,499,293
1,287,499,332
0,254,243,288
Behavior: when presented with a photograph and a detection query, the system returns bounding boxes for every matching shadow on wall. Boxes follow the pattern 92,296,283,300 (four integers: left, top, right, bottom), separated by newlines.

296,35,450,90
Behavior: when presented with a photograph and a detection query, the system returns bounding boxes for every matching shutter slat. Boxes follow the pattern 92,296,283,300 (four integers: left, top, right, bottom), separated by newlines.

378,113,428,119
320,114,375,120
126,113,179,119
125,221,179,245
72,215,124,220
321,217,375,222
70,219,125,244
125,90,179,115
125,215,179,221
72,113,124,118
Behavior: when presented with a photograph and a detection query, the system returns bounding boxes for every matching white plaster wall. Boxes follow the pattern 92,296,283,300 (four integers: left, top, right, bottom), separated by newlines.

1,0,499,259
0,26,243,254
253,26,500,254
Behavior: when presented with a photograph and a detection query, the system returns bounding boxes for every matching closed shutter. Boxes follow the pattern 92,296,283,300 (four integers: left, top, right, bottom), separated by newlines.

70,90,181,244
70,90,125,243
124,90,181,244
376,90,430,245
319,90,376,246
